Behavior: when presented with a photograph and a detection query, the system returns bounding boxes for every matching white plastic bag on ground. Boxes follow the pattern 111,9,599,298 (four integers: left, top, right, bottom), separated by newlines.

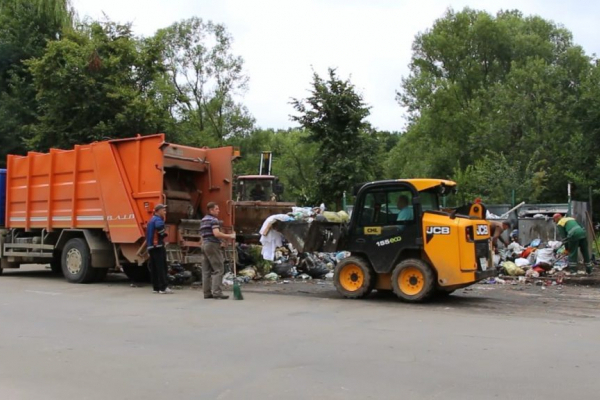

507,242,525,255
514,258,530,268
535,248,555,265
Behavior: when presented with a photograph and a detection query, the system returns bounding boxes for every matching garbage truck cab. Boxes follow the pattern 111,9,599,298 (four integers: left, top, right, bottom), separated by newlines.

274,179,496,302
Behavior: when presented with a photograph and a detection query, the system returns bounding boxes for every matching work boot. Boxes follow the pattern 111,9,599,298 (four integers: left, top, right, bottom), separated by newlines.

586,264,593,275
204,294,214,299
212,294,229,300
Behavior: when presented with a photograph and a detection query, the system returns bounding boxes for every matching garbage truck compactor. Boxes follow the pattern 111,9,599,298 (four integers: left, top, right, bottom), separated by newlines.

273,179,497,302
0,134,238,283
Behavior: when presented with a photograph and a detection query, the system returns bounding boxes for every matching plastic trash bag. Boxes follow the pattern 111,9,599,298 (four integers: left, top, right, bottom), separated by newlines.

264,272,278,281
271,263,294,278
535,248,555,265
514,258,530,268
502,261,525,276
238,267,257,279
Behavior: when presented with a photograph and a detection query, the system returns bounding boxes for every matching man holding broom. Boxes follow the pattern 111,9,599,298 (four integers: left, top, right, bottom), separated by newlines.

200,202,236,299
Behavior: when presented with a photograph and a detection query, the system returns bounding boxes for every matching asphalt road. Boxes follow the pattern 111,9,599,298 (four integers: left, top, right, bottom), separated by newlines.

2,265,600,400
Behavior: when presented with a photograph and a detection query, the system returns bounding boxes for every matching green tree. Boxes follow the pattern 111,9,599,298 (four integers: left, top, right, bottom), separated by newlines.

27,20,174,150
291,68,377,209
155,17,254,147
393,8,596,205
0,0,74,165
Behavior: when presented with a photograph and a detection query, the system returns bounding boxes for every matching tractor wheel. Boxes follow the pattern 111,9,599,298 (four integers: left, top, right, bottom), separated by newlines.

61,238,96,284
333,256,374,299
391,258,435,302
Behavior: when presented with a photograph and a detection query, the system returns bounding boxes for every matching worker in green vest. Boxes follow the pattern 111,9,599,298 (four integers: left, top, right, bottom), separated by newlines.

553,213,593,274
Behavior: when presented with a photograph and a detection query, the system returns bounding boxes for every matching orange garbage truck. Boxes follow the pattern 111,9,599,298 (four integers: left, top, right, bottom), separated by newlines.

0,134,238,283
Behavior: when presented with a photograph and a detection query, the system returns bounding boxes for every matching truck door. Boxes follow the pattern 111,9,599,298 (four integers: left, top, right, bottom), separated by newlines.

347,184,422,274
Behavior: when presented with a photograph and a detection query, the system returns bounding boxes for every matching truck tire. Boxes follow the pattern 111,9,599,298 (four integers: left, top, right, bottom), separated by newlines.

122,264,151,283
391,258,435,302
61,238,96,284
334,256,374,299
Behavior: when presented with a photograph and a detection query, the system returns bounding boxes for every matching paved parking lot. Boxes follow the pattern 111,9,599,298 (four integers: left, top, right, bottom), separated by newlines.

2,265,600,400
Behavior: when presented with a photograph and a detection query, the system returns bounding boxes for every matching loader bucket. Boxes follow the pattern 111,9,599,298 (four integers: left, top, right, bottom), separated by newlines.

271,220,344,253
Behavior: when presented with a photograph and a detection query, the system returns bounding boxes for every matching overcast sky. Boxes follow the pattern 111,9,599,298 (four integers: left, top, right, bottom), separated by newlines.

72,0,600,132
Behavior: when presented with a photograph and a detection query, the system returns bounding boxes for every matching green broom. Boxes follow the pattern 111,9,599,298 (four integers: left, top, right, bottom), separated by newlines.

232,242,243,300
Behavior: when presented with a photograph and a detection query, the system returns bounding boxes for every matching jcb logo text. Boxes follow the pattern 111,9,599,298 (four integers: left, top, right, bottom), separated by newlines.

426,226,450,235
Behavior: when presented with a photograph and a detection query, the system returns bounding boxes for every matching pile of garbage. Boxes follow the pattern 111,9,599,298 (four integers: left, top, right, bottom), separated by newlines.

221,242,350,286
288,205,350,224
484,238,584,285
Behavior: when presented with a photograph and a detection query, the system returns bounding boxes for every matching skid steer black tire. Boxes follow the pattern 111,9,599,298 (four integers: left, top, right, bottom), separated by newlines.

334,256,374,299
391,258,435,302
61,238,96,284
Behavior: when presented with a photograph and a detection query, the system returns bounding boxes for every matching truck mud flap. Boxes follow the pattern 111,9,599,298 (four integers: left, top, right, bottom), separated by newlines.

271,220,343,253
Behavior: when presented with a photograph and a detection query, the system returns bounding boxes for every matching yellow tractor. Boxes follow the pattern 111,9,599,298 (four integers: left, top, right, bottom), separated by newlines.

275,179,495,302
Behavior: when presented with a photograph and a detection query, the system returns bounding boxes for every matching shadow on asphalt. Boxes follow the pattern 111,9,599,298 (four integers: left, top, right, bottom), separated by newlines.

0,268,132,284
239,283,498,310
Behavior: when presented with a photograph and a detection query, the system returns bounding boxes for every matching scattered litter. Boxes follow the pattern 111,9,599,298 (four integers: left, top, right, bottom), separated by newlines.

264,272,279,281
238,267,257,279
502,261,525,276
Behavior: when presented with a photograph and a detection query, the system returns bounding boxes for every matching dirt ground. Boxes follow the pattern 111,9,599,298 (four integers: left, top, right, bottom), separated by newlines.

230,277,600,320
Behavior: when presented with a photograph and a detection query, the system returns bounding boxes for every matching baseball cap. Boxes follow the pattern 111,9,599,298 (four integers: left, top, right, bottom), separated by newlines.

154,204,167,212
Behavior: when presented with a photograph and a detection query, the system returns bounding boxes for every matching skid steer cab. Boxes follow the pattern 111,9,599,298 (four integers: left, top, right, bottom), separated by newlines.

332,179,495,301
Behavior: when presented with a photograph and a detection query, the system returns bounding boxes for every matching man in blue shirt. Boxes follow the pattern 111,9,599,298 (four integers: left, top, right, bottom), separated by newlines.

396,195,414,221
146,204,172,294
201,202,236,299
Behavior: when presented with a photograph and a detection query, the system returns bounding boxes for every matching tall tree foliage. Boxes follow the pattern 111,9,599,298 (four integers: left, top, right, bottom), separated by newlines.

26,21,174,150
392,8,597,205
291,68,377,208
0,0,74,165
155,17,254,147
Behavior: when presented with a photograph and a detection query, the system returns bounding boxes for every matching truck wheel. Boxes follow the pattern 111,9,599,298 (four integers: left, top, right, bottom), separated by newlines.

122,264,151,283
61,238,96,284
391,259,435,302
334,256,374,299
